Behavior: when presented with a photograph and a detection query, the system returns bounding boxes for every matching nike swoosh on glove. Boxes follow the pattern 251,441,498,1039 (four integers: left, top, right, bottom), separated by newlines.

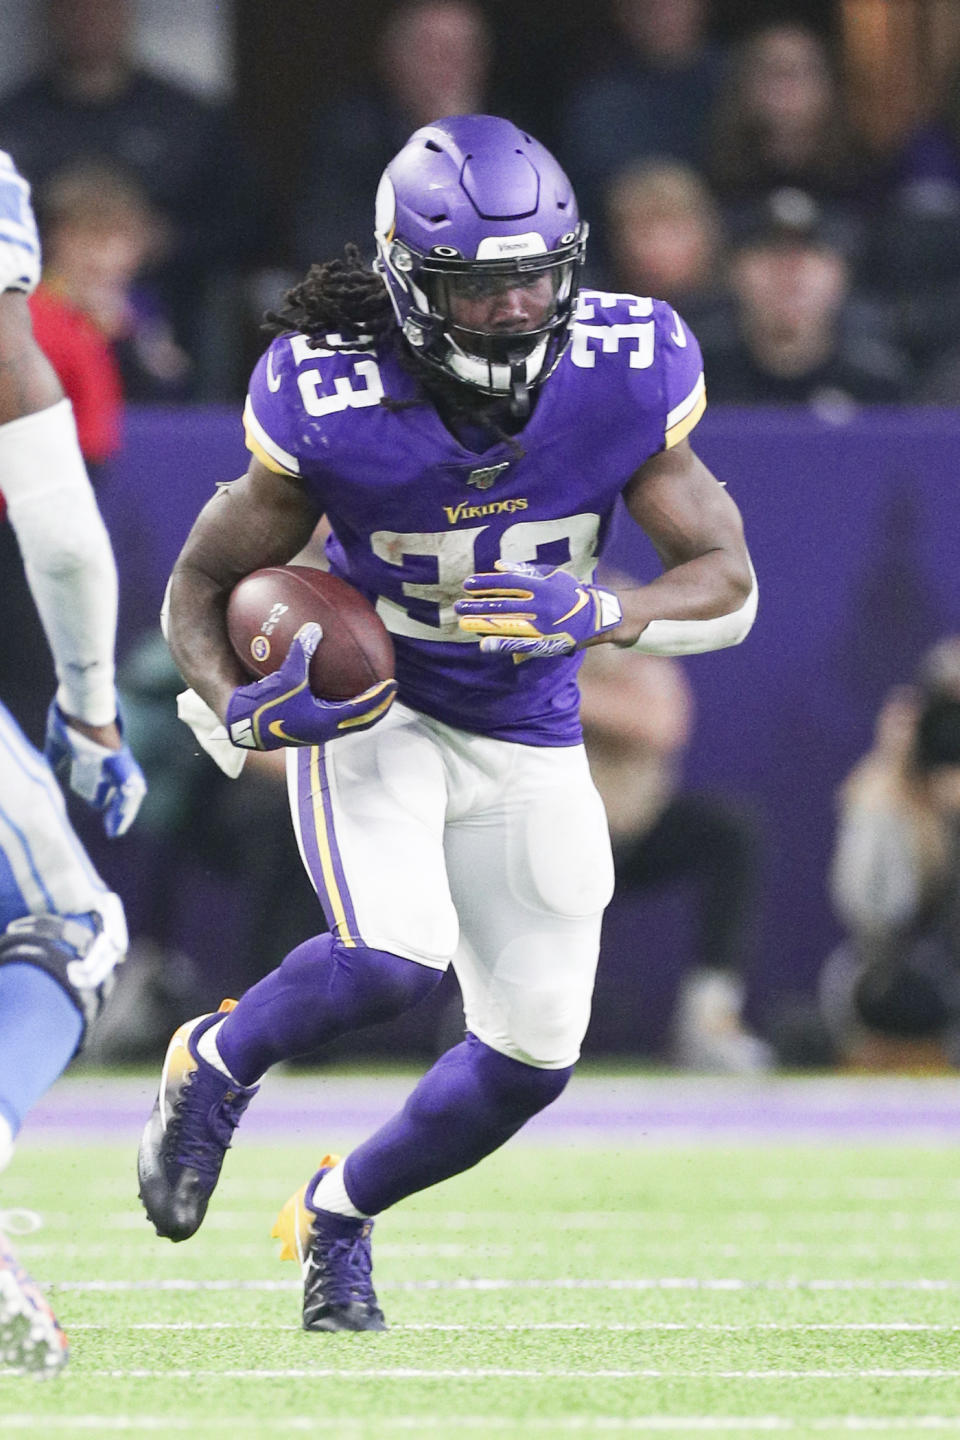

225,622,397,750
45,700,148,838
455,560,622,658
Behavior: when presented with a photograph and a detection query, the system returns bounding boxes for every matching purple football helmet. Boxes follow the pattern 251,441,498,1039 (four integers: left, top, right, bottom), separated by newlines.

374,114,587,414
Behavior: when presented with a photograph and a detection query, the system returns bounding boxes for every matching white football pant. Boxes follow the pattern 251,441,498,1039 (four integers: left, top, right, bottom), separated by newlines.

287,701,614,1068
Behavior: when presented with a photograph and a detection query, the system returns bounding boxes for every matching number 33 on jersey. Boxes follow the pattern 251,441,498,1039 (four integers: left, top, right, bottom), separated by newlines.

241,290,706,745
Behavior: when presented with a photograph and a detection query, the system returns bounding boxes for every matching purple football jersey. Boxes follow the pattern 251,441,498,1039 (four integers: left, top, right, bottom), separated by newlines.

243,290,706,745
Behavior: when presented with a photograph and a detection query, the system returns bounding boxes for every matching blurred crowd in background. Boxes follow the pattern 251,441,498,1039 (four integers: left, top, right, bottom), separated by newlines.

6,0,960,426
4,0,960,1074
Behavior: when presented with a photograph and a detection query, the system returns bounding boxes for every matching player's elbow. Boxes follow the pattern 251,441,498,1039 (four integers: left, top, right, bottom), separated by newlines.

721,546,755,612
29,522,112,580
716,555,758,646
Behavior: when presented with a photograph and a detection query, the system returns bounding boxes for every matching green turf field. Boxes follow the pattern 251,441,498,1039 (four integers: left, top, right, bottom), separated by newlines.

1,1078,960,1438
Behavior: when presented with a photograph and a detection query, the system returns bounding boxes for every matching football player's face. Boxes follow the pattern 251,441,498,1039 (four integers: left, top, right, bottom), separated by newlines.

443,272,557,334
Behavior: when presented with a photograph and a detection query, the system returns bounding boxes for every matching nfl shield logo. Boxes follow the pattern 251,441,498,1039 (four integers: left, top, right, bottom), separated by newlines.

466,462,510,490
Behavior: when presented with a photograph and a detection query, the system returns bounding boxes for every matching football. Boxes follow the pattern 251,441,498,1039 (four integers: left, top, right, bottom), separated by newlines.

226,565,395,701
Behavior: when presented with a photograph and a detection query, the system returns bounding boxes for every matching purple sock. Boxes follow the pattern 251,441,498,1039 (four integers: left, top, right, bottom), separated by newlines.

342,1033,573,1215
216,933,441,1085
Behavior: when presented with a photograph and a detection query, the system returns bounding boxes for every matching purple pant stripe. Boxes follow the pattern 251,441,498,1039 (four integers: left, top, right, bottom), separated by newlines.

296,745,360,944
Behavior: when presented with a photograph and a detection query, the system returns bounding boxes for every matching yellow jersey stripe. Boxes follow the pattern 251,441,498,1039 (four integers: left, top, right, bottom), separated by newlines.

242,396,301,475
309,747,354,946
665,385,707,450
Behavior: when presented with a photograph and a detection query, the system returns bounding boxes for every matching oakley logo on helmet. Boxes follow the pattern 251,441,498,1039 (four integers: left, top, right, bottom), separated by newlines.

475,234,548,259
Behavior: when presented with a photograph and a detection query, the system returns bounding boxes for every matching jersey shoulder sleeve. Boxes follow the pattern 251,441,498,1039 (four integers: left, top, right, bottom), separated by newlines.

0,151,40,296
243,330,383,477
570,290,706,449
243,335,305,476
652,299,706,450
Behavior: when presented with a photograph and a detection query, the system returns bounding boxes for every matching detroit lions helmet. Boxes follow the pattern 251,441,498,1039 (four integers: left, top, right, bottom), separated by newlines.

374,114,587,414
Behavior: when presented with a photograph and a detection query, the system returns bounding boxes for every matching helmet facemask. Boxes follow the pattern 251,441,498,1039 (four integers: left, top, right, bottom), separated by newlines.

376,227,587,417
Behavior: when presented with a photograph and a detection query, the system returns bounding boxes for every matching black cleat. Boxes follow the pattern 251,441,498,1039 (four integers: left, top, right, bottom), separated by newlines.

272,1157,388,1332
138,1000,258,1242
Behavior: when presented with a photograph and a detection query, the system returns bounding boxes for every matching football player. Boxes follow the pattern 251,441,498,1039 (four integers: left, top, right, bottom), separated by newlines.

139,115,757,1332
0,150,146,1374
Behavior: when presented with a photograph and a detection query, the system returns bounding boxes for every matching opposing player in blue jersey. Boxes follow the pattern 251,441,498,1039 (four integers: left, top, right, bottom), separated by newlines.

139,116,757,1333
0,151,146,1373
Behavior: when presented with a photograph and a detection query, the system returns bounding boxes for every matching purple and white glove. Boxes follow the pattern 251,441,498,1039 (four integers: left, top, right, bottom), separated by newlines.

226,622,397,750
455,560,623,658
44,699,147,839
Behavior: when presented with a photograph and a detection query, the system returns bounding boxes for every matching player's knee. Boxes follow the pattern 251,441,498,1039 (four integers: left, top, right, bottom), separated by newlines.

499,986,591,1070
0,898,127,1051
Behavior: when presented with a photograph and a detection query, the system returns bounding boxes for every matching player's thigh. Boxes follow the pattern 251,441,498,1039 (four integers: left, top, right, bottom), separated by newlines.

286,703,459,966
446,742,614,1067
0,700,109,927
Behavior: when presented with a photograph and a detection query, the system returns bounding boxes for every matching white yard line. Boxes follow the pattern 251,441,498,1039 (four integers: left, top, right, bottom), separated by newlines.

11,1366,960,1380
3,1419,960,1433
47,1275,960,1292
62,1321,960,1333
16,1241,950,1263
96,1207,960,1228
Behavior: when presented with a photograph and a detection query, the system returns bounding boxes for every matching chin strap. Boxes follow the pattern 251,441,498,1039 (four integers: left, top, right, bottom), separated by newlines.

508,360,531,419
445,335,549,401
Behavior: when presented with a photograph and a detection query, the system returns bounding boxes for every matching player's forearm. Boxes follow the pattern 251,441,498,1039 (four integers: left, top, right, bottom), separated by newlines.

167,558,249,722
607,552,757,655
167,463,324,719
0,398,120,724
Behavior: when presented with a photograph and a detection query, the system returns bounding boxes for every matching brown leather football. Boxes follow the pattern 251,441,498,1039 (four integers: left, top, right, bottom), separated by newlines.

226,565,395,700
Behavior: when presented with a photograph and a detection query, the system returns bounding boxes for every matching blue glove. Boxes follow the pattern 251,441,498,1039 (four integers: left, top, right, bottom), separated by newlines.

225,622,397,750
45,700,148,839
455,560,623,658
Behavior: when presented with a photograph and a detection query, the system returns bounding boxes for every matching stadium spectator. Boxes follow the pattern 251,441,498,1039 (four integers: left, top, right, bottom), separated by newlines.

27,287,121,470
870,59,960,394
0,0,265,394
578,636,769,1072
820,638,960,1070
292,0,494,270
598,159,729,337
708,19,870,262
0,149,146,1373
1,160,187,753
701,188,909,410
910,343,960,404
32,161,190,418
559,0,727,249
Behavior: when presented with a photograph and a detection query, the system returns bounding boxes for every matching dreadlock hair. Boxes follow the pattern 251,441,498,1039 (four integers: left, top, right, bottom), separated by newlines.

262,243,526,458
263,243,396,347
